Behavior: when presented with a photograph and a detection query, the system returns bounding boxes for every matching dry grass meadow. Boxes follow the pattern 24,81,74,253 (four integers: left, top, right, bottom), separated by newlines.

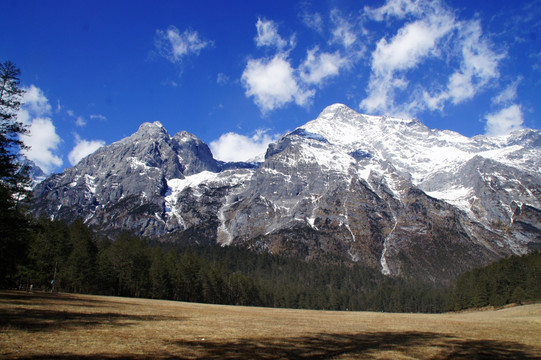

1,290,540,359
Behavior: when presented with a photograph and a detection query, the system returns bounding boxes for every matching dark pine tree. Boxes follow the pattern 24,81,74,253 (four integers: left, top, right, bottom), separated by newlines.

0,61,31,287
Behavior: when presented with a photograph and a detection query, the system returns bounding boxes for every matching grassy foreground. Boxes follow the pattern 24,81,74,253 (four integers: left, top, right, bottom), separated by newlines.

1,291,540,359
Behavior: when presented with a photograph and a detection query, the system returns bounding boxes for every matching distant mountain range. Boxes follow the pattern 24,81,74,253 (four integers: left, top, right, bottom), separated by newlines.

31,104,541,283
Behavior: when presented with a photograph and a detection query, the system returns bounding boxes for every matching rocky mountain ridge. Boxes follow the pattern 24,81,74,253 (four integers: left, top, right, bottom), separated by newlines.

31,104,541,282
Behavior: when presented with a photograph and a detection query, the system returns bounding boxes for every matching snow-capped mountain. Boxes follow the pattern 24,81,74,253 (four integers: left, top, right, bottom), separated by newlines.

31,104,541,282
19,157,47,185
304,105,540,222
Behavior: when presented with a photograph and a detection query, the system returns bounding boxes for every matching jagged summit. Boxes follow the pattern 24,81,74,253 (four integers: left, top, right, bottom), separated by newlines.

301,104,431,150
136,121,167,135
140,120,165,129
174,130,201,143
31,105,541,283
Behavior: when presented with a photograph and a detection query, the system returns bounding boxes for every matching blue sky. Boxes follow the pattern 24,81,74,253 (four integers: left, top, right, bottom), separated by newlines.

2,0,540,173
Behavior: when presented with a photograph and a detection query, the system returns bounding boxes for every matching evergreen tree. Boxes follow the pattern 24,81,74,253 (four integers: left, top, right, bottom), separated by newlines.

65,219,98,293
22,218,71,290
0,61,31,287
100,233,151,297
149,247,171,299
449,252,541,310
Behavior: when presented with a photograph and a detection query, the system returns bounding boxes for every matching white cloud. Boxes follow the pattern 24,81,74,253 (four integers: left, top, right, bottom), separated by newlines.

361,13,455,114
424,19,504,111
241,55,314,113
300,47,349,85
90,114,107,121
361,73,410,116
372,16,454,74
450,21,503,103
216,73,229,85
364,0,425,21
301,11,324,33
19,85,51,121
155,26,212,64
255,18,294,50
492,77,522,105
21,118,62,173
446,71,475,104
210,129,280,162
360,0,505,117
330,10,358,48
18,85,63,173
68,135,105,165
75,116,86,127
243,15,360,113
485,104,524,136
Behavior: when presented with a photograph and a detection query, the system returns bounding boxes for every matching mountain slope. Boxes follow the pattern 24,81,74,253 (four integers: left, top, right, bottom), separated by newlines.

31,104,541,282
32,122,253,239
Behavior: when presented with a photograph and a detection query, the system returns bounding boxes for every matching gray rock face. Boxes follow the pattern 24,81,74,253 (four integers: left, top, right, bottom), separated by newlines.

32,122,226,237
31,105,541,282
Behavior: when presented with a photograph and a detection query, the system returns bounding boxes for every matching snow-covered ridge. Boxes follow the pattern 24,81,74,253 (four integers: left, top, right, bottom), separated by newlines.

295,104,541,212
165,170,254,217
304,105,539,171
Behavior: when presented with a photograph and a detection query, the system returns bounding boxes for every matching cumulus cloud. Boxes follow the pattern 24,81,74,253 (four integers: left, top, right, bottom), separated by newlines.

243,16,356,113
423,20,504,111
359,0,505,117
210,129,280,162
19,85,51,118
18,85,62,173
242,55,314,113
484,104,524,136
155,26,212,64
255,18,294,50
372,16,454,74
300,47,349,85
361,12,455,114
21,118,63,173
68,135,105,165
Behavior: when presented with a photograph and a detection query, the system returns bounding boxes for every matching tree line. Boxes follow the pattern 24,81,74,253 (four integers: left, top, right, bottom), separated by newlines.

8,215,541,313
447,251,541,311
11,216,449,312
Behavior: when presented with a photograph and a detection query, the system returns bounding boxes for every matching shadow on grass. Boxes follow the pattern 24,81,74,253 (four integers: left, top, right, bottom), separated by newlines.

0,307,174,331
0,291,177,331
0,290,126,309
12,331,541,359
167,332,541,360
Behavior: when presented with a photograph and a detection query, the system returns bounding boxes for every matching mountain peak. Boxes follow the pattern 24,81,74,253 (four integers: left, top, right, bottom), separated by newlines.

317,103,356,119
137,121,168,136
173,130,202,144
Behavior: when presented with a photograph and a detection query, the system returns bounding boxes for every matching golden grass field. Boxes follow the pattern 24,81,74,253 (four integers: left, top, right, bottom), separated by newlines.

1,290,540,359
